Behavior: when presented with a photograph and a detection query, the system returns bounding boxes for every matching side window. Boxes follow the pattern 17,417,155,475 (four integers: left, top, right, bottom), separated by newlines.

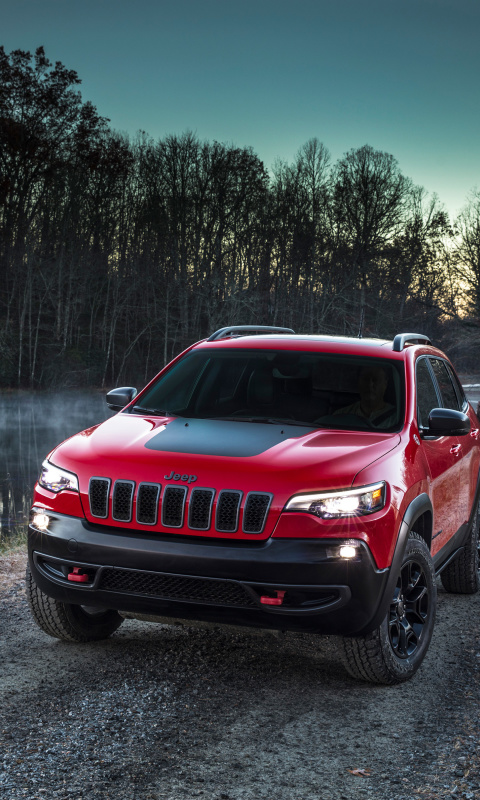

445,362,467,409
430,359,461,411
416,358,440,429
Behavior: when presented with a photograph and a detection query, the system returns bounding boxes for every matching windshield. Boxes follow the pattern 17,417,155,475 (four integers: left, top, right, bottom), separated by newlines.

132,349,405,432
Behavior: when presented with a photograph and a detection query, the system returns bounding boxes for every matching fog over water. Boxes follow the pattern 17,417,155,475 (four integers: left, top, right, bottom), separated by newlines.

0,391,114,534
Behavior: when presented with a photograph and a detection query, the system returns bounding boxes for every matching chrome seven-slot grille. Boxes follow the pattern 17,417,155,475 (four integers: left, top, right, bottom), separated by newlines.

88,478,272,535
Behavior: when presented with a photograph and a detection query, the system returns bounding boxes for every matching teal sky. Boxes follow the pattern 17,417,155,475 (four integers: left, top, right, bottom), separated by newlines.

2,0,479,219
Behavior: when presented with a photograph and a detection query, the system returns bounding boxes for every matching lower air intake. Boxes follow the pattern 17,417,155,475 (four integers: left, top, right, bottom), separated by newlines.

99,568,257,607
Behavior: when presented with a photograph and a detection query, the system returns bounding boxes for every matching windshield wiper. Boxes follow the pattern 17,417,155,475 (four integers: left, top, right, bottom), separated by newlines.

131,406,176,416
201,415,314,427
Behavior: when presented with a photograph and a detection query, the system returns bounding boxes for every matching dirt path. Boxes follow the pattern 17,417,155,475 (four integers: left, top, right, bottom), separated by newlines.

1,551,480,800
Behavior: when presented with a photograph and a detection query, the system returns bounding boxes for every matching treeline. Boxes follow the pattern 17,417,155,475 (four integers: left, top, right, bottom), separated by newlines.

1,46,480,389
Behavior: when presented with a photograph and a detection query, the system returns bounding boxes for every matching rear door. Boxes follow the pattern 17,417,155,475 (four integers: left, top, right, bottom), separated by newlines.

429,358,479,527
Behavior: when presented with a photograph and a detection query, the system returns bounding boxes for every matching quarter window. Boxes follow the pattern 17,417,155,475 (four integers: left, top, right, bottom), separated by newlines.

445,362,467,409
429,359,461,411
416,359,440,429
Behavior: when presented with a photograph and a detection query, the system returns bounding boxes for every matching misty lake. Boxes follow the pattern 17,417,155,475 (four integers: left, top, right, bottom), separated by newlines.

1,382,479,539
0,391,115,536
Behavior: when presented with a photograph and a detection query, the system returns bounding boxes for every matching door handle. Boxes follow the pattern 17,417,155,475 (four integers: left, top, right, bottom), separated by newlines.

450,444,462,456
470,429,479,439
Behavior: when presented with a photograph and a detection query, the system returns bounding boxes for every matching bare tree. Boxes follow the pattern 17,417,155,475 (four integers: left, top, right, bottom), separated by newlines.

454,189,480,315
331,145,412,333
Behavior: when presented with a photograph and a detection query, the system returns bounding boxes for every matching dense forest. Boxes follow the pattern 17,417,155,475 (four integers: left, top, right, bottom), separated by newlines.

1,46,479,390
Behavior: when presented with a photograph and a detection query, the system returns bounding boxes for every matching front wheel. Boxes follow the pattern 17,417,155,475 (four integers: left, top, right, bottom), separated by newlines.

26,565,123,642
341,533,436,684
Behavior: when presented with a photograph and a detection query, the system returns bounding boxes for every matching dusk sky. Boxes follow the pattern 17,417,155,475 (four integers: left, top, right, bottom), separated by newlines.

2,0,479,219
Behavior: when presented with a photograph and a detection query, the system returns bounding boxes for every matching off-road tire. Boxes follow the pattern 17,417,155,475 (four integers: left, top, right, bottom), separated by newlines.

26,565,123,642
440,498,480,594
341,533,436,684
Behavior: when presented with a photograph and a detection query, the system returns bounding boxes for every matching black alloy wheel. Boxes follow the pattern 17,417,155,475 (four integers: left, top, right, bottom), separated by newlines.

342,533,436,684
388,557,430,659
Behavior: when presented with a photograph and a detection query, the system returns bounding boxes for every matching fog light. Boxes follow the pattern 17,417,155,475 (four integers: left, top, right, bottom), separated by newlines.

32,513,50,531
339,545,357,559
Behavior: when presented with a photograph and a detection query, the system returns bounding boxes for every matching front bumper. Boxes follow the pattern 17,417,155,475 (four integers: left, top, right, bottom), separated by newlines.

28,511,389,635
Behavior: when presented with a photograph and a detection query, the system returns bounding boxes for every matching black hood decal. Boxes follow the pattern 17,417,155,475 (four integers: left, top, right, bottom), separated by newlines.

145,418,314,457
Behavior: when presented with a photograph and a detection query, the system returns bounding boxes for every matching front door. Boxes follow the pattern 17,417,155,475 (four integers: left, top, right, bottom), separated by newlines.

416,357,463,558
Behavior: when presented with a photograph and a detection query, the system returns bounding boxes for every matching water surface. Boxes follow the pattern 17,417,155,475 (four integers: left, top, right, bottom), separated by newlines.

0,391,114,534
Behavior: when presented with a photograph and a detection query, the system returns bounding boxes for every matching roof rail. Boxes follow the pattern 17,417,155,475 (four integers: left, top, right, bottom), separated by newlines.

207,325,295,342
392,333,432,352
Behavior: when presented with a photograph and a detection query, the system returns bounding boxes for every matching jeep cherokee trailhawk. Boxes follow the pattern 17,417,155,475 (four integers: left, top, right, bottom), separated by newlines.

26,327,480,683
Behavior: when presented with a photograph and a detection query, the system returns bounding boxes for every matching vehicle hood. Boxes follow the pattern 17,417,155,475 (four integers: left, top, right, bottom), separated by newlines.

52,413,401,496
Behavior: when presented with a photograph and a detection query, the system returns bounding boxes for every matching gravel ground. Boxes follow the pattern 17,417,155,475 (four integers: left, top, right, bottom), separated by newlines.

1,552,480,800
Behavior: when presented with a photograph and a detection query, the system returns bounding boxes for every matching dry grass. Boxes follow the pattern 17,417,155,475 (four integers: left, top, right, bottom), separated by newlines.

0,548,27,592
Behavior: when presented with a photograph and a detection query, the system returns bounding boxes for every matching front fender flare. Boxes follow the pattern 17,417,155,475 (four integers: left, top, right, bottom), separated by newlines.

359,493,433,635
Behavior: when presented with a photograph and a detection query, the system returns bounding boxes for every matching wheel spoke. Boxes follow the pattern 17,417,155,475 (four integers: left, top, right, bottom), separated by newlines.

388,555,431,658
408,562,421,590
388,619,401,654
400,564,410,593
406,585,428,623
397,620,409,656
404,625,418,655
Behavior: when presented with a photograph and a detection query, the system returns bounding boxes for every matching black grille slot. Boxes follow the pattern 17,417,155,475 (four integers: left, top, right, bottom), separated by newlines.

216,490,242,532
99,568,257,607
188,489,214,530
136,483,161,525
162,486,187,527
243,493,272,534
89,478,110,518
112,480,135,522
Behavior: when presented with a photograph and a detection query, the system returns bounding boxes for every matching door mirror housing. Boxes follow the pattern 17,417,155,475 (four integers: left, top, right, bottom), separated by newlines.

106,387,137,411
428,408,470,436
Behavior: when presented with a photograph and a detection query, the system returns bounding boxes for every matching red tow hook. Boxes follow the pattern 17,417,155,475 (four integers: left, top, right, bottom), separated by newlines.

67,567,90,584
260,590,286,606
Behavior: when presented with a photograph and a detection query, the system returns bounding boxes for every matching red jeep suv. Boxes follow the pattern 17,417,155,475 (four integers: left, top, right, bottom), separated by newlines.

26,327,480,683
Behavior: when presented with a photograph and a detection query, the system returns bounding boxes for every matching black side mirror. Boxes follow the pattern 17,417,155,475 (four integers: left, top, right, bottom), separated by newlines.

428,408,470,437
106,387,137,411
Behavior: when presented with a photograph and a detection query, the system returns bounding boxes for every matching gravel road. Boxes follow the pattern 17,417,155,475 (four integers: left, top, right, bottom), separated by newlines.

1,552,480,800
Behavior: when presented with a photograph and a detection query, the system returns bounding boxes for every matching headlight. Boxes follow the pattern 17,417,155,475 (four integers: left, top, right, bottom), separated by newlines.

38,460,79,493
285,482,386,519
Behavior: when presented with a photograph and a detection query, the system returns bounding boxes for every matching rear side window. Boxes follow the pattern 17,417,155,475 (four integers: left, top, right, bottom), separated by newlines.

445,362,467,410
429,359,461,411
416,358,440,429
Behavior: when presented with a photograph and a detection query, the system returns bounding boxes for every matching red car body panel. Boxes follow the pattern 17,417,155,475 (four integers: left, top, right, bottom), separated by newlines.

39,415,401,565
27,331,480,640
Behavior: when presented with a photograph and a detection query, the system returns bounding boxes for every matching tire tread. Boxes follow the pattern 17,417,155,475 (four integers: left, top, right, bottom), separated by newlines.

440,500,479,594
341,533,436,684
26,566,122,642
